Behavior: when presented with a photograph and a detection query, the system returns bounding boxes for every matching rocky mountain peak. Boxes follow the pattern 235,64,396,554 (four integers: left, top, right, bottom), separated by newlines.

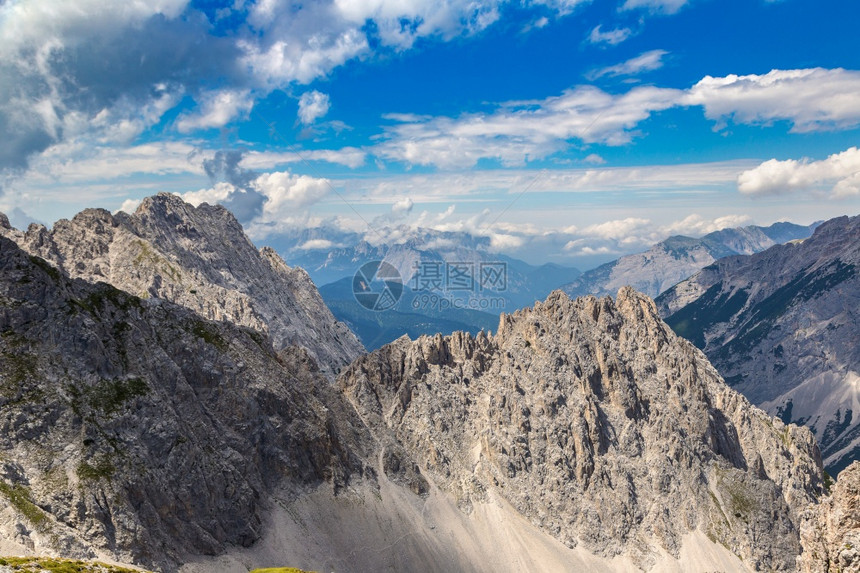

0,195,364,376
340,288,824,570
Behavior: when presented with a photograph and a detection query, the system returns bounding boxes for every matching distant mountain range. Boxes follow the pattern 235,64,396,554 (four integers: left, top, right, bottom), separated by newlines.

279,222,817,349
657,215,860,474
270,227,581,348
562,222,819,299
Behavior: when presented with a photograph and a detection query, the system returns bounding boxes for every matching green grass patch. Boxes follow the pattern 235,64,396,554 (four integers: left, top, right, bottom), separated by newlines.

0,351,37,398
77,457,116,482
0,482,49,531
85,378,148,416
132,240,181,282
0,556,144,572
189,321,227,351
28,256,62,283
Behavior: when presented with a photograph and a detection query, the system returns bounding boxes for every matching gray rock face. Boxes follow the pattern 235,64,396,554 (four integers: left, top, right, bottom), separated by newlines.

563,222,816,300
0,236,373,570
339,287,825,570
0,194,363,377
657,215,860,474
799,462,860,573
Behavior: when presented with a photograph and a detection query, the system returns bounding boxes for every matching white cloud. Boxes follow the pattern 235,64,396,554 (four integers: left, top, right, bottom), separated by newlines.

116,198,142,215
584,153,606,165
737,146,860,197
661,213,752,236
376,84,683,168
297,90,331,125
3,0,590,175
582,217,651,240
0,0,226,170
298,238,338,250
23,141,204,183
588,25,633,46
589,50,668,79
621,0,688,15
242,148,367,169
254,171,331,214
685,68,860,132
391,197,414,216
181,181,239,207
176,89,254,133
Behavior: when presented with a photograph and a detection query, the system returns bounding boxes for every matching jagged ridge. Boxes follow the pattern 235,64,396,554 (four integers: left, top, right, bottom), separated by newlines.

0,194,363,377
339,287,825,570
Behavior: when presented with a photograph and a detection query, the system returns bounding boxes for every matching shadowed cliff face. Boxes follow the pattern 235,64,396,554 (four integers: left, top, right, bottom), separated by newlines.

0,193,364,378
340,287,825,570
657,215,860,474
0,236,375,570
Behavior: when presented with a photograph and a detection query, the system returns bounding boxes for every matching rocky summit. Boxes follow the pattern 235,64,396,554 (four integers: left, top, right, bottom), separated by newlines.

0,197,852,572
0,235,373,570
339,287,824,570
0,194,363,377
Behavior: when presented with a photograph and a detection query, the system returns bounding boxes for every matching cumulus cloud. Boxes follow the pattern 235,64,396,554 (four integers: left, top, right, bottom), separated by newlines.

0,0,239,171
391,197,415,216
685,68,860,132
588,25,633,46
255,171,331,213
737,146,860,197
176,89,254,133
588,50,669,79
116,198,142,215
1,0,588,178
297,91,331,125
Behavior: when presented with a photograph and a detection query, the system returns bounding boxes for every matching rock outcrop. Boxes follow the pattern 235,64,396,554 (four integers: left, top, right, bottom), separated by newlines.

339,287,825,570
799,462,860,572
657,215,860,473
0,194,363,377
0,236,373,570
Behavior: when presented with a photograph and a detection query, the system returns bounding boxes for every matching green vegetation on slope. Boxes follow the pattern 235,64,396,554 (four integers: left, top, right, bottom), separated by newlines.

0,556,144,572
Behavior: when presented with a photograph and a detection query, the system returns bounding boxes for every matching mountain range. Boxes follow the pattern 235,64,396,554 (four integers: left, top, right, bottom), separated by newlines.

276,222,816,351
0,195,856,572
562,222,818,300
657,215,860,475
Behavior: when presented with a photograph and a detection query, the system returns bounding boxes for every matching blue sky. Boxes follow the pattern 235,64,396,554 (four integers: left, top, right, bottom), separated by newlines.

1,0,859,268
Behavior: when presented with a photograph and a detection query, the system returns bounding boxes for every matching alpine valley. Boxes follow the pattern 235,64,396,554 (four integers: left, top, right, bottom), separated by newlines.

0,195,857,572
